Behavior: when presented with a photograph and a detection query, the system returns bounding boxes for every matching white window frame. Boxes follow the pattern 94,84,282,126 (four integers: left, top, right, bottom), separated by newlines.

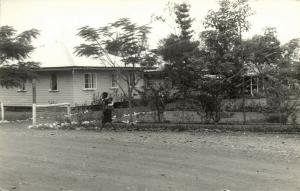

17,82,26,92
111,73,118,88
129,72,136,86
145,79,153,89
84,73,97,90
49,73,58,92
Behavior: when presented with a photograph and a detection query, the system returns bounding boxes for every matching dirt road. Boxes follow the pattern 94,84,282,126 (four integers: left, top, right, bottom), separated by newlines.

0,127,299,191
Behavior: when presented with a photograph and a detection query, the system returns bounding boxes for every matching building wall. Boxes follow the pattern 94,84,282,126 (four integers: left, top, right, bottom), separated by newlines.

0,70,74,106
72,69,112,106
72,69,145,106
0,69,145,107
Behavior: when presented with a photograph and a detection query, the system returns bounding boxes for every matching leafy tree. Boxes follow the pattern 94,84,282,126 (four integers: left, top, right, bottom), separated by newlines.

281,38,300,84
157,2,200,112
242,27,282,100
244,29,300,124
201,0,253,87
243,28,282,77
174,3,194,40
74,18,156,122
0,26,40,88
143,82,172,123
275,38,300,124
197,0,253,123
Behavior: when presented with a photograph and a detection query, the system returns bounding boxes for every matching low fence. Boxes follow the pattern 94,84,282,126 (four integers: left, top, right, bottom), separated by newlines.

1,101,299,126
0,102,71,126
33,103,71,126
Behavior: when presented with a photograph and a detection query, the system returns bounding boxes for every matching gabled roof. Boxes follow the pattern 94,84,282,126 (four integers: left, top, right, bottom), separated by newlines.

29,41,144,69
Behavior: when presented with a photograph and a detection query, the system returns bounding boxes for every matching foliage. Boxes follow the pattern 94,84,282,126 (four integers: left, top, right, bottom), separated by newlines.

243,28,300,124
192,79,226,123
143,82,172,122
75,18,154,69
75,18,156,122
174,3,194,40
157,2,201,102
223,99,267,112
194,0,253,122
266,113,288,124
281,38,300,88
73,106,98,125
91,92,109,107
200,0,253,81
243,28,282,78
0,26,40,88
263,79,299,124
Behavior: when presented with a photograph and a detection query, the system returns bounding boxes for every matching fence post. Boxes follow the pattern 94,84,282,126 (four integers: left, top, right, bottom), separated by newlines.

32,79,37,126
1,102,4,121
32,103,36,126
67,105,71,120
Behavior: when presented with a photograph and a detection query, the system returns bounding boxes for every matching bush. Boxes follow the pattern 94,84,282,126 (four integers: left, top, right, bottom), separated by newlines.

55,114,71,124
266,113,288,124
112,99,146,108
91,92,102,105
114,101,129,108
73,106,99,125
223,99,268,112
193,94,223,123
142,83,172,122
291,112,298,127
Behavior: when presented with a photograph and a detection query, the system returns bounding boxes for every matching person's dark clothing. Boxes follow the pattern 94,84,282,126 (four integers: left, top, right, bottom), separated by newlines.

102,108,112,123
102,98,113,124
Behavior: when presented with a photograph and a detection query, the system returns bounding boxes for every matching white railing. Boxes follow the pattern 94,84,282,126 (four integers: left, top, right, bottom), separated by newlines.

0,102,71,125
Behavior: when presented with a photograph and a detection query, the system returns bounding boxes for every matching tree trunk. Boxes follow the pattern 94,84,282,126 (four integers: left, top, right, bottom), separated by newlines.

242,74,246,124
128,87,134,123
214,97,220,124
182,91,188,123
157,111,161,123
155,95,161,123
128,99,133,123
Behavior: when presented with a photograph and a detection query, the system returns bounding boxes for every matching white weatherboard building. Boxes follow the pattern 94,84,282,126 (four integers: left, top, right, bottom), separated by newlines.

0,42,147,107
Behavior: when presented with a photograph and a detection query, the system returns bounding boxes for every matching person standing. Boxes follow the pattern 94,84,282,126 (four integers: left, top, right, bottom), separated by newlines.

99,92,115,130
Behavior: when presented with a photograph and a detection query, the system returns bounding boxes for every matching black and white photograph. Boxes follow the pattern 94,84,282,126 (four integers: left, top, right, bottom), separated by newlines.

0,0,300,190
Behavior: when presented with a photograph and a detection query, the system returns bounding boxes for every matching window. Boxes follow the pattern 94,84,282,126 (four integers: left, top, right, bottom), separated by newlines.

84,73,96,89
145,79,153,89
129,72,135,86
17,82,26,92
112,73,118,88
50,73,58,91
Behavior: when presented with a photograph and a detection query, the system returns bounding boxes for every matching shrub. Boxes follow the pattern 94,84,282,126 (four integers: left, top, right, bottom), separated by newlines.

91,92,102,105
192,94,223,123
73,106,99,125
266,113,288,124
223,99,268,112
114,101,129,108
291,112,298,126
55,114,70,124
142,82,172,122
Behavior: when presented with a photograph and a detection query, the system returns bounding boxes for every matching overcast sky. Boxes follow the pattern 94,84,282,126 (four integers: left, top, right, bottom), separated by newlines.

1,0,300,62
